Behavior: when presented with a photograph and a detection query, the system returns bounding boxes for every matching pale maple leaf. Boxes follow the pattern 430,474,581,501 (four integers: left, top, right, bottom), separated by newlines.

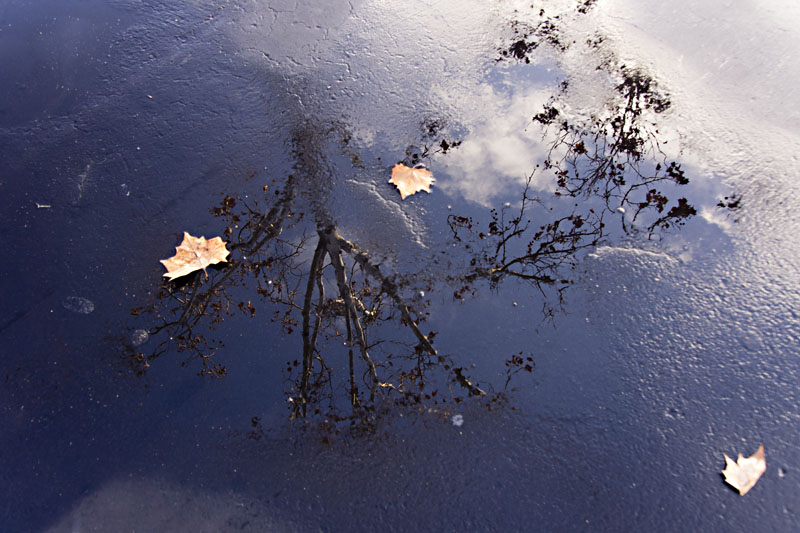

721,444,766,495
389,163,434,200
160,232,229,281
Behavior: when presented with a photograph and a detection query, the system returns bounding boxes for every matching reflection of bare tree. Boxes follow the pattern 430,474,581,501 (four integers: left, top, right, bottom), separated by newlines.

123,57,698,425
446,37,698,313
535,67,696,233
497,4,696,234
496,0,599,63
287,122,488,421
122,10,703,431
295,224,439,417
124,161,492,429
449,175,604,296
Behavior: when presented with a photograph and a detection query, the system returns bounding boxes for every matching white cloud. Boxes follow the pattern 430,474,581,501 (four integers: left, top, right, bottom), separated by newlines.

433,79,556,205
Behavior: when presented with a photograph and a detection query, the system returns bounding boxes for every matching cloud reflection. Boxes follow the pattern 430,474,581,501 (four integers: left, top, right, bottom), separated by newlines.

433,77,556,205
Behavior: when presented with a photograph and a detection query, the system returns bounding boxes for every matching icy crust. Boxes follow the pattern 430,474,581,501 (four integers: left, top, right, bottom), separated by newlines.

586,0,800,245
574,0,800,381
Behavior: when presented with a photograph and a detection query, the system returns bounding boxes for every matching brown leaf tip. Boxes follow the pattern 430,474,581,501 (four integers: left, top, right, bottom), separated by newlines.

160,231,230,281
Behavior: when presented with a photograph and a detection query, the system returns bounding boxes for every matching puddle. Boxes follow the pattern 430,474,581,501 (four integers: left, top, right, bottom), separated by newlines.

2,0,799,531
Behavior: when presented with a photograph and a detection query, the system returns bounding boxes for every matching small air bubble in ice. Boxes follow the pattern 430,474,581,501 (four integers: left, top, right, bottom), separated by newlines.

131,329,150,347
62,296,95,314
451,414,464,427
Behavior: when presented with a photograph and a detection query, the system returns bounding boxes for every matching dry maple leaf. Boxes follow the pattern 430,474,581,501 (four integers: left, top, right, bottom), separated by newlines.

389,163,434,200
160,231,229,281
721,444,766,496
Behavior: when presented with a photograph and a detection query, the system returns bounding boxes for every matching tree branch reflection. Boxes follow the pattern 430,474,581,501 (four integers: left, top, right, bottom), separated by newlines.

446,38,699,317
120,11,706,435
123,165,497,433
